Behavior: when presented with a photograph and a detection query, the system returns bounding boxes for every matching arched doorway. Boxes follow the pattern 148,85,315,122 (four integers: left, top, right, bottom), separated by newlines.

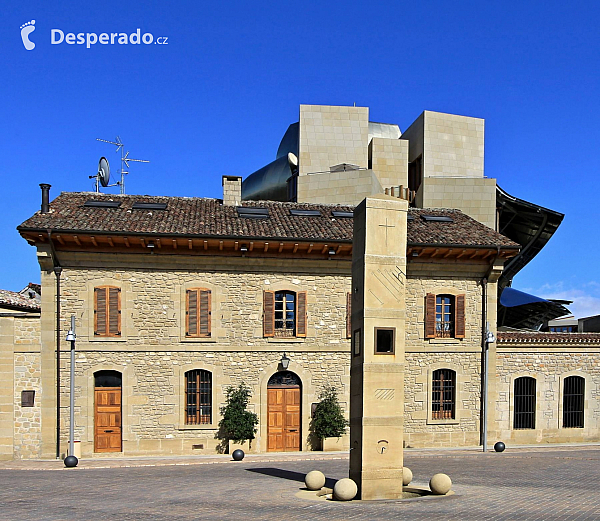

94,370,122,452
267,371,301,452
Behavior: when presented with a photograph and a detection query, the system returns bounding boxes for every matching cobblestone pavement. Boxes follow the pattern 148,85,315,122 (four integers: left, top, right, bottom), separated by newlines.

1,446,599,520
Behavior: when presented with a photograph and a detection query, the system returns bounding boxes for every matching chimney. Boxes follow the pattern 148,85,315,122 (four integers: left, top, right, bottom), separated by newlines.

40,184,51,214
222,176,242,206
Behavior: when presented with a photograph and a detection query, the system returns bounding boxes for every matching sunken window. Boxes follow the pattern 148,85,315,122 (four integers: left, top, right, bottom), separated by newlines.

513,377,536,429
263,290,307,338
185,369,212,425
563,376,585,428
432,369,455,420
94,286,121,337
186,288,211,338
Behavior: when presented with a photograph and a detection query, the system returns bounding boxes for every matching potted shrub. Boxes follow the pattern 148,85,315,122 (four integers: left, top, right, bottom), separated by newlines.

216,383,258,454
309,385,349,451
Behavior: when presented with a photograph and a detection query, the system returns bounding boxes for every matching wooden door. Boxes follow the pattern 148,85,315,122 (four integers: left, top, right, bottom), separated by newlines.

94,387,122,452
267,387,300,451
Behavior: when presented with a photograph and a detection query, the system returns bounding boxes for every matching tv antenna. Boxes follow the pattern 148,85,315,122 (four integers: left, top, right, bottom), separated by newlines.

95,136,149,194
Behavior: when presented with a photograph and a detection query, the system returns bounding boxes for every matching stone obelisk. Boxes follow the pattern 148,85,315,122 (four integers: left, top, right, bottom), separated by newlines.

350,194,407,500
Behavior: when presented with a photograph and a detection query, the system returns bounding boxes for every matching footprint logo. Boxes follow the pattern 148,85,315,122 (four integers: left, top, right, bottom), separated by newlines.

20,20,36,50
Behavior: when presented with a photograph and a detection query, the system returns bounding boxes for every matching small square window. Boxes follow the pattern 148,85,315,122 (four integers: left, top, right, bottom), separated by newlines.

21,390,35,407
374,328,395,354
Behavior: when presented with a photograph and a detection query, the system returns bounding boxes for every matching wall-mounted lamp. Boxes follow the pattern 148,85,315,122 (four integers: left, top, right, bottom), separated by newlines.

328,248,336,256
147,241,155,251
280,352,290,370
412,251,419,257
240,244,248,253
485,330,496,344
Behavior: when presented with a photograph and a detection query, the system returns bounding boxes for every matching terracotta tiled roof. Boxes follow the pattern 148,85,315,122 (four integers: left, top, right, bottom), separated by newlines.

498,331,600,344
0,289,40,312
18,192,519,249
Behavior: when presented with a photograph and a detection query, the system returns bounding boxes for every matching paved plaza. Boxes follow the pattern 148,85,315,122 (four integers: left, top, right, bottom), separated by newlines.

0,446,599,520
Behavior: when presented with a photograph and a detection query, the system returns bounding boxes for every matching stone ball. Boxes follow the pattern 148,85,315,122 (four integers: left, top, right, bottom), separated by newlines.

305,470,326,490
494,441,506,453
429,473,452,495
333,478,358,501
231,449,245,461
403,466,413,486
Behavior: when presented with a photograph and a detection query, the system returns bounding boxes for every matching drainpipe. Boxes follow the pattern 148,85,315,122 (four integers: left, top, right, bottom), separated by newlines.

48,229,62,459
481,278,488,452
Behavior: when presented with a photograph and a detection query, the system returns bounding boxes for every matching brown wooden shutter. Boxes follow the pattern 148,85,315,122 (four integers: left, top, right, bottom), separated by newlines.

346,292,352,339
455,294,466,339
296,291,307,338
186,289,198,337
263,291,275,337
199,289,211,337
94,287,107,336
425,293,436,338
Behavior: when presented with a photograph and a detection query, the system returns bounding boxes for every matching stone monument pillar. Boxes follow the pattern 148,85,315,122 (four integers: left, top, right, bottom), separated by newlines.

350,194,407,500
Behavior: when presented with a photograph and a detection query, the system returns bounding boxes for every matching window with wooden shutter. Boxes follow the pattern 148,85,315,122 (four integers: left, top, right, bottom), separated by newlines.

94,286,121,337
425,293,436,338
263,291,275,337
186,289,211,338
346,292,352,339
296,291,307,338
454,294,466,339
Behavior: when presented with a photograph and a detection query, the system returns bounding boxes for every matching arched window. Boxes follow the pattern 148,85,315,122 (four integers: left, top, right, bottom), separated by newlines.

563,376,585,428
185,370,212,425
432,369,455,420
513,376,536,429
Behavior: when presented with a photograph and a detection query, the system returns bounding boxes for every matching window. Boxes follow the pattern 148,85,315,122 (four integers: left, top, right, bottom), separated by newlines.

186,288,211,337
513,377,536,429
263,290,307,338
94,286,121,336
550,326,574,332
185,370,212,425
432,369,455,420
563,376,585,428
425,293,465,339
375,327,395,354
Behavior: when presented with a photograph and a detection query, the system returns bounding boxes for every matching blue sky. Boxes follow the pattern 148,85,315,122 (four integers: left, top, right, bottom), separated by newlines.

2,1,599,317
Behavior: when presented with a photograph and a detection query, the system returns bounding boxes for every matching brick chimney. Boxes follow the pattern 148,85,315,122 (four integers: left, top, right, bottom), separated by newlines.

222,176,242,206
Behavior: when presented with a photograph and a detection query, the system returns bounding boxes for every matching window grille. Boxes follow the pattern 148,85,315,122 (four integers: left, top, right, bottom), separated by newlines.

432,369,455,420
185,370,212,425
513,377,536,429
563,376,584,428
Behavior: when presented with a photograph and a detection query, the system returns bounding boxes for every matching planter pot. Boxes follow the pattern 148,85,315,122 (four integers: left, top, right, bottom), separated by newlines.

323,434,350,452
228,439,252,454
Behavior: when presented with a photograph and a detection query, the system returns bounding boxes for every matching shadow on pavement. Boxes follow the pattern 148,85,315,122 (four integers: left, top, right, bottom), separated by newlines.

246,467,337,488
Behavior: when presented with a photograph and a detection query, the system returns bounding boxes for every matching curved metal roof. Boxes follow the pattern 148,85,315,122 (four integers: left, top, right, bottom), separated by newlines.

498,288,572,330
496,184,564,289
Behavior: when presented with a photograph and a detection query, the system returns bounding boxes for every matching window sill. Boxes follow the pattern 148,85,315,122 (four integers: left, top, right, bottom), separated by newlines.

89,337,127,342
180,338,217,343
178,424,217,431
267,337,305,343
428,338,462,344
426,418,460,425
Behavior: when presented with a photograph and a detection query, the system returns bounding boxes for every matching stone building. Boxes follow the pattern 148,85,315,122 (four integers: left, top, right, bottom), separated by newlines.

4,103,600,460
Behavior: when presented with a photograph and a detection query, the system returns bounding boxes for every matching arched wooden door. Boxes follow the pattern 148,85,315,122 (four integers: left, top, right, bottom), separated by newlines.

94,370,122,452
267,371,301,452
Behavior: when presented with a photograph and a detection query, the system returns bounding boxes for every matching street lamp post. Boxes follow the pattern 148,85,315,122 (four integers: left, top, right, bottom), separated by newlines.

64,315,78,468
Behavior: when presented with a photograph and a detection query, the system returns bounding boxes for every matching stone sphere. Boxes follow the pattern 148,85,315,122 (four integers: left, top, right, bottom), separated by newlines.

403,466,413,486
333,478,358,501
64,455,78,468
305,470,326,490
494,441,506,453
231,449,245,461
429,473,452,495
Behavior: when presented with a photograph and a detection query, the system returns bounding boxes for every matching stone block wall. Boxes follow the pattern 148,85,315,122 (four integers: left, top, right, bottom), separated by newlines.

299,105,369,175
495,348,600,444
13,352,42,459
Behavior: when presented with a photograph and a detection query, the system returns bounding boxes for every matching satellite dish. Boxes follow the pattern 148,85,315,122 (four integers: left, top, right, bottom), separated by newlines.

98,157,110,187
